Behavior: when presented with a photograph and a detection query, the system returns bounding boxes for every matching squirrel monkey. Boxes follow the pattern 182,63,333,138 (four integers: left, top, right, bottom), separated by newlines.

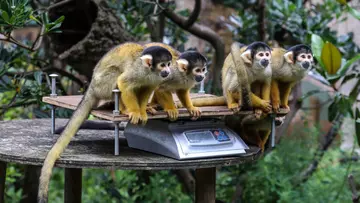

145,43,208,121
271,44,313,112
185,42,272,116
37,42,173,203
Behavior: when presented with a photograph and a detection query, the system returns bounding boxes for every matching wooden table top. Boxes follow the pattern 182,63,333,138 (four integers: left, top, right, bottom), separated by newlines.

0,119,261,170
42,93,289,122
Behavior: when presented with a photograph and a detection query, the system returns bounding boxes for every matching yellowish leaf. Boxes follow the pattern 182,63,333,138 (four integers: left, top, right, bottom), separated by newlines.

336,0,347,4
321,42,342,75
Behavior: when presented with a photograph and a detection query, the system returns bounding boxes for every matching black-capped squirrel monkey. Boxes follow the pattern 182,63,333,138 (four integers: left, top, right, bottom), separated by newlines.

184,41,272,117
271,44,313,112
145,43,207,121
37,42,173,203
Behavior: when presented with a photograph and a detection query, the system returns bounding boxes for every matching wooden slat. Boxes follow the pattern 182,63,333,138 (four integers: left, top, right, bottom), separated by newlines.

42,94,289,122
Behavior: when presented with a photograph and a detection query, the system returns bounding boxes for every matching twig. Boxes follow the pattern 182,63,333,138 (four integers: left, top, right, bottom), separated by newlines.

183,0,201,28
163,1,225,93
46,0,73,11
295,113,344,185
348,174,359,203
257,0,266,41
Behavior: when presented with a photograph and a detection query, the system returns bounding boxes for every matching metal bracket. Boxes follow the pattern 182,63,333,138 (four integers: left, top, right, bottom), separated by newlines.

270,114,276,149
113,89,121,155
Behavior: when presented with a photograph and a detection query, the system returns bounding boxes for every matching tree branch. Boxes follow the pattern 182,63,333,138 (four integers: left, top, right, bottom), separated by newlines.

348,174,359,203
183,0,201,28
163,2,225,93
257,0,266,41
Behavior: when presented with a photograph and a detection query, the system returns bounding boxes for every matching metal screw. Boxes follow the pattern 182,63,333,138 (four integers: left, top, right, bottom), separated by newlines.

114,122,120,155
270,114,276,148
49,74,58,98
112,89,120,115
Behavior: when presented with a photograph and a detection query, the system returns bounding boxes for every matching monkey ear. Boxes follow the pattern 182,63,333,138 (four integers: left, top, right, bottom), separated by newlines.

140,54,153,68
284,51,294,64
240,50,252,65
177,59,189,72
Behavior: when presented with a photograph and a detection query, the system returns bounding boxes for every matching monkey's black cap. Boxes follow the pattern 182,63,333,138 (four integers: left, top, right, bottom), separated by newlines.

179,51,207,64
142,46,172,67
287,44,312,61
245,41,271,59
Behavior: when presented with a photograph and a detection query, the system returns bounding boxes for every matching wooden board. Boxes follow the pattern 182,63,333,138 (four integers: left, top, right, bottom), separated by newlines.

0,119,261,170
42,93,289,122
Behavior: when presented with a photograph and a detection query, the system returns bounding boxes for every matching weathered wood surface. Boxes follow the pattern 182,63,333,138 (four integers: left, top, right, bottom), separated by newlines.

42,93,289,122
0,119,261,170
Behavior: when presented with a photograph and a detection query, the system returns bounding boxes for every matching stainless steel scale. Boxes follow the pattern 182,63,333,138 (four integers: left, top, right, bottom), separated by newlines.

124,119,249,160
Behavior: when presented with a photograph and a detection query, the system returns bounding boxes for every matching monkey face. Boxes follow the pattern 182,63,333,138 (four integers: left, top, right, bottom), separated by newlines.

252,50,271,70
296,53,313,70
156,61,172,78
192,65,207,82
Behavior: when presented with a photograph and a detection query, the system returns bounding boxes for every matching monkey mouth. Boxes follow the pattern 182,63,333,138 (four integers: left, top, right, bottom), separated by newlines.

260,59,269,67
301,62,310,69
195,76,204,82
160,70,170,78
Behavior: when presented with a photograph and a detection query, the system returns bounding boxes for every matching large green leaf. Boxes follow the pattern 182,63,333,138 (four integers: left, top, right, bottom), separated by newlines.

356,108,360,147
347,5,360,20
337,54,360,76
311,34,325,68
321,42,342,75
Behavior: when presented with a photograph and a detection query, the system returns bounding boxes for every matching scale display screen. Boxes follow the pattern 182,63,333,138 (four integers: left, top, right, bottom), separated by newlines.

184,129,230,144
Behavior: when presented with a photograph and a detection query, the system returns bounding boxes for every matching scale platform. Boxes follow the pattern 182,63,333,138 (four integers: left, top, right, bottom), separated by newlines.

42,93,289,159
42,93,289,121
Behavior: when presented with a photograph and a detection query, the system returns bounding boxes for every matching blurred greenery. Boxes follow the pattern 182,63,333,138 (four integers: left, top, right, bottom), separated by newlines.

1,0,360,202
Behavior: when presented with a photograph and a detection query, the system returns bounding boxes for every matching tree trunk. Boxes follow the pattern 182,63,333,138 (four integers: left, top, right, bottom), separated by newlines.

48,0,135,79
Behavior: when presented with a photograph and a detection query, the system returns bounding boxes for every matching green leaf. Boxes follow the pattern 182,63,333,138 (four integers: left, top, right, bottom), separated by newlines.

311,34,325,68
298,89,328,102
29,14,41,25
1,10,9,22
356,108,360,147
321,41,342,75
347,5,360,20
349,79,360,102
337,54,360,76
328,97,338,122
53,15,65,24
336,0,347,5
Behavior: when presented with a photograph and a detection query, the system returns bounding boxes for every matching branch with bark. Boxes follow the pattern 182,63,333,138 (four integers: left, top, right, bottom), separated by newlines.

348,174,359,203
162,0,225,93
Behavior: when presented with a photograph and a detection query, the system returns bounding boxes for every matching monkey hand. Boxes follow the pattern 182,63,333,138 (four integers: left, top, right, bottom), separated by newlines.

146,106,158,115
165,108,179,121
228,103,240,113
140,111,148,125
188,106,201,120
259,100,272,113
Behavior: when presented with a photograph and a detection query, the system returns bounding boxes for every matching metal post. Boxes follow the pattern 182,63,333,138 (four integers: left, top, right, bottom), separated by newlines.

270,114,276,148
198,80,205,94
113,89,120,155
49,74,58,134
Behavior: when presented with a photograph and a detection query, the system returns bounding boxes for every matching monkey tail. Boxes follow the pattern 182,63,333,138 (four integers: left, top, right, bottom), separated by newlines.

177,96,226,108
230,42,252,109
38,89,98,203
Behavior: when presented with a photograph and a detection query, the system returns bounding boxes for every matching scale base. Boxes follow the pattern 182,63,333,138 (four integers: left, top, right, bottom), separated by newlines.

124,119,249,160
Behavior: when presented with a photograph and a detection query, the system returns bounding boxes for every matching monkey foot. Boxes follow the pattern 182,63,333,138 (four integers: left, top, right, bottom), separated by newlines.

146,106,158,115
271,100,280,113
228,103,240,113
281,105,290,111
260,100,272,113
165,109,179,121
188,107,201,120
128,112,142,124
140,112,148,125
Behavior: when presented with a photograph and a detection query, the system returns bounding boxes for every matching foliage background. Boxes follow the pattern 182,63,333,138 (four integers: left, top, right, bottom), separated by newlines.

1,0,360,202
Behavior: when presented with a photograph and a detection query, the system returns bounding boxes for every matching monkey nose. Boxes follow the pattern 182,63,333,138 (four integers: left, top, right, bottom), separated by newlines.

261,59,269,67
195,75,204,82
160,70,170,78
302,61,310,69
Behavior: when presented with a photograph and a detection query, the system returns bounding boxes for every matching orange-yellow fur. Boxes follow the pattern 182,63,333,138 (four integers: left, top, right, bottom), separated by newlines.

38,42,171,203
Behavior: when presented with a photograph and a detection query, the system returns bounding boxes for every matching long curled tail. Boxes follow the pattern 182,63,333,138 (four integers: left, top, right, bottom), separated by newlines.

38,90,98,203
176,96,226,108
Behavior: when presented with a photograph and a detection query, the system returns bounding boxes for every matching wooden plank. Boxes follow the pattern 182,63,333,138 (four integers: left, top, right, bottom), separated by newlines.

0,162,6,203
65,168,82,203
42,94,289,122
20,165,41,203
195,167,216,203
0,119,261,170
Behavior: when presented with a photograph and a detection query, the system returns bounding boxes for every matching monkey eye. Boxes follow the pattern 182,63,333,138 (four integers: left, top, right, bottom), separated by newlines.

265,52,269,57
259,53,264,57
160,63,166,67
202,68,206,72
195,69,201,73
307,55,312,59
167,62,171,66
301,55,306,59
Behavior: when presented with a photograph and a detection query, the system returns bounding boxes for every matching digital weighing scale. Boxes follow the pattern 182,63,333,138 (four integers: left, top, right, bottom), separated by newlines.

124,119,249,160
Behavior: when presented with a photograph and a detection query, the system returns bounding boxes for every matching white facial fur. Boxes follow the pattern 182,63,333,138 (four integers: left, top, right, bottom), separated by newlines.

254,50,271,70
